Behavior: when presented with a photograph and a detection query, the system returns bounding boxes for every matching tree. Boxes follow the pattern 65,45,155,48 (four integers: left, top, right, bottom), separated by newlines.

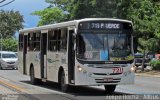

32,7,66,26
126,0,160,71
127,0,160,52
0,10,24,38
33,0,132,24
0,38,18,52
70,0,131,19
34,0,160,71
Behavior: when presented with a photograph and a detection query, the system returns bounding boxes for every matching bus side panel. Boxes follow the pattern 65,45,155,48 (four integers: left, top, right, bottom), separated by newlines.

47,52,68,83
18,51,24,74
27,52,41,79
47,51,58,82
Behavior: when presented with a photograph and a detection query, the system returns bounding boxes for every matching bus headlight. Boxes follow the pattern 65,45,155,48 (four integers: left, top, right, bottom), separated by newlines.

77,65,87,73
131,65,136,72
78,67,82,71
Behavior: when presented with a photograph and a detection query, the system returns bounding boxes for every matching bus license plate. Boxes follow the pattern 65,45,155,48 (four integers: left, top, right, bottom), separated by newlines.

104,78,113,82
112,67,123,74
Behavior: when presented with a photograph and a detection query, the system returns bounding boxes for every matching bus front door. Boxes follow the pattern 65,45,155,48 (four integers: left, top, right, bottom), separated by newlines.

68,29,75,84
40,32,47,79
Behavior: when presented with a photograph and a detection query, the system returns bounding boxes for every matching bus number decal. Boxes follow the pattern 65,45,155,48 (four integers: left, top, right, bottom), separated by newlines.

112,67,123,73
85,52,93,59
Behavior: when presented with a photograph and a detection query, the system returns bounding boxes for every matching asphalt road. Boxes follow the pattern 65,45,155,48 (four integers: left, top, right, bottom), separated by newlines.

0,70,160,100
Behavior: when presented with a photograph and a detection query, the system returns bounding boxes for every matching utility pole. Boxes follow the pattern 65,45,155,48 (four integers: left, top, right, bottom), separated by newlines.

0,33,2,52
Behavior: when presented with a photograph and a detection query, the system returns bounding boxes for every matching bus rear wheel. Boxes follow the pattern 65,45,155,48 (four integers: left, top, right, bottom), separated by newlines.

104,85,116,94
60,71,69,92
0,63,2,70
30,67,40,85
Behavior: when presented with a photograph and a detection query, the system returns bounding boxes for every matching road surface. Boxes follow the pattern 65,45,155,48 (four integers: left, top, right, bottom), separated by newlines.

0,70,160,100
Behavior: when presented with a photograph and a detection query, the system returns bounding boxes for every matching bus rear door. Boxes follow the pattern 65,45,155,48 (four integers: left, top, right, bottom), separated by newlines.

40,30,48,79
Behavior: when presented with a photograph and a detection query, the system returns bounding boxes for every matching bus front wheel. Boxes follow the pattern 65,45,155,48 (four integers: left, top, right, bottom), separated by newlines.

60,71,69,92
104,85,116,94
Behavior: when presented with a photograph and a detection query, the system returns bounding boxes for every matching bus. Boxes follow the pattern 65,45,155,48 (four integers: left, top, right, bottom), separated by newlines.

18,18,135,93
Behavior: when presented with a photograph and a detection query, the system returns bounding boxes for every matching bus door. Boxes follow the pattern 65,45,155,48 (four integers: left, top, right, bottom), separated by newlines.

68,27,75,84
40,31,48,79
23,33,28,74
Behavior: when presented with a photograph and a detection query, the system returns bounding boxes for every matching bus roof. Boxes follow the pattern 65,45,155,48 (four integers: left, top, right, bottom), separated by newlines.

19,18,132,33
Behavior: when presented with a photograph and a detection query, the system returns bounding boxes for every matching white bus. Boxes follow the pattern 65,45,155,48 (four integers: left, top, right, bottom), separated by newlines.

18,18,135,93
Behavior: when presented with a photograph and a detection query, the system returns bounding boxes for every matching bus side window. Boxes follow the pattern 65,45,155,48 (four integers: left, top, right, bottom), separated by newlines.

33,32,40,51
60,29,67,51
27,33,34,51
48,30,57,51
27,33,31,51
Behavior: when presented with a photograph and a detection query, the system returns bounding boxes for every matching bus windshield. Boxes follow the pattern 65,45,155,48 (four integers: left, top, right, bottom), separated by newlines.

77,32,133,61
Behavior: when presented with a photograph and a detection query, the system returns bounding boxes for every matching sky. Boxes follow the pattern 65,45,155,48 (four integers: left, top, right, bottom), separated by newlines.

0,0,49,37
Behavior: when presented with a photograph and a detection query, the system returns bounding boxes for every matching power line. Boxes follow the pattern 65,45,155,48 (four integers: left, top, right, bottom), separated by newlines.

0,0,6,4
0,0,15,7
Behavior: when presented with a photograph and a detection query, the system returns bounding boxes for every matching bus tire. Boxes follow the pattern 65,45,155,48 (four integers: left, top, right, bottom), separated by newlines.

30,67,40,85
0,63,2,70
60,71,69,92
0,66,2,70
104,85,116,94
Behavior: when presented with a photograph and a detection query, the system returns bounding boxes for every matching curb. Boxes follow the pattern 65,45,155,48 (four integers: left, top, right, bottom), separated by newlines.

135,74,160,78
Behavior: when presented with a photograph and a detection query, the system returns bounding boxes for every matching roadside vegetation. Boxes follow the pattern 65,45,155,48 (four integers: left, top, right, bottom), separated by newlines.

32,0,160,54
150,60,160,70
33,0,160,71
0,10,24,51
1,1,160,71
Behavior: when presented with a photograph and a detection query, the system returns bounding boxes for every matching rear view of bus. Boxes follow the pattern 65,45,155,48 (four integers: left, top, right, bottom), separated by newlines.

75,19,135,93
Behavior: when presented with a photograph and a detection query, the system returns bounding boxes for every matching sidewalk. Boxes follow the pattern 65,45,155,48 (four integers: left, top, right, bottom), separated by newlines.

135,70,160,78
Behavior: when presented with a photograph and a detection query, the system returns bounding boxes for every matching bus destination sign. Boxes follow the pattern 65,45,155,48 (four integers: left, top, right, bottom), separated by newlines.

90,23,121,29
78,21,128,30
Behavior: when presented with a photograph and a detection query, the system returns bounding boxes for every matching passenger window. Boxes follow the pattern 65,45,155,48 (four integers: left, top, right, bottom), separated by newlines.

48,30,57,51
28,32,41,51
48,28,67,52
60,29,67,51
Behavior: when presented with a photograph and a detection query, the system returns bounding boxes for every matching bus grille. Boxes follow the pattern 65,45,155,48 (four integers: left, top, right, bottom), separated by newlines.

93,73,122,76
95,78,121,83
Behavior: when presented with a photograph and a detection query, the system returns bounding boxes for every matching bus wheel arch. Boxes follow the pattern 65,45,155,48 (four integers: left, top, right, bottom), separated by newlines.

30,63,40,85
29,63,34,75
58,66,69,92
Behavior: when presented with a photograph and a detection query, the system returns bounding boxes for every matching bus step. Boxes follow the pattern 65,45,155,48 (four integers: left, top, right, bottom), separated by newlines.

42,78,47,82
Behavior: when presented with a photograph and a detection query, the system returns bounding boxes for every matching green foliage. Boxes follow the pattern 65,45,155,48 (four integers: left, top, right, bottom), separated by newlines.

150,60,160,70
0,38,18,52
127,0,160,53
32,7,66,26
34,0,160,55
34,0,132,22
0,10,24,38
127,0,156,35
